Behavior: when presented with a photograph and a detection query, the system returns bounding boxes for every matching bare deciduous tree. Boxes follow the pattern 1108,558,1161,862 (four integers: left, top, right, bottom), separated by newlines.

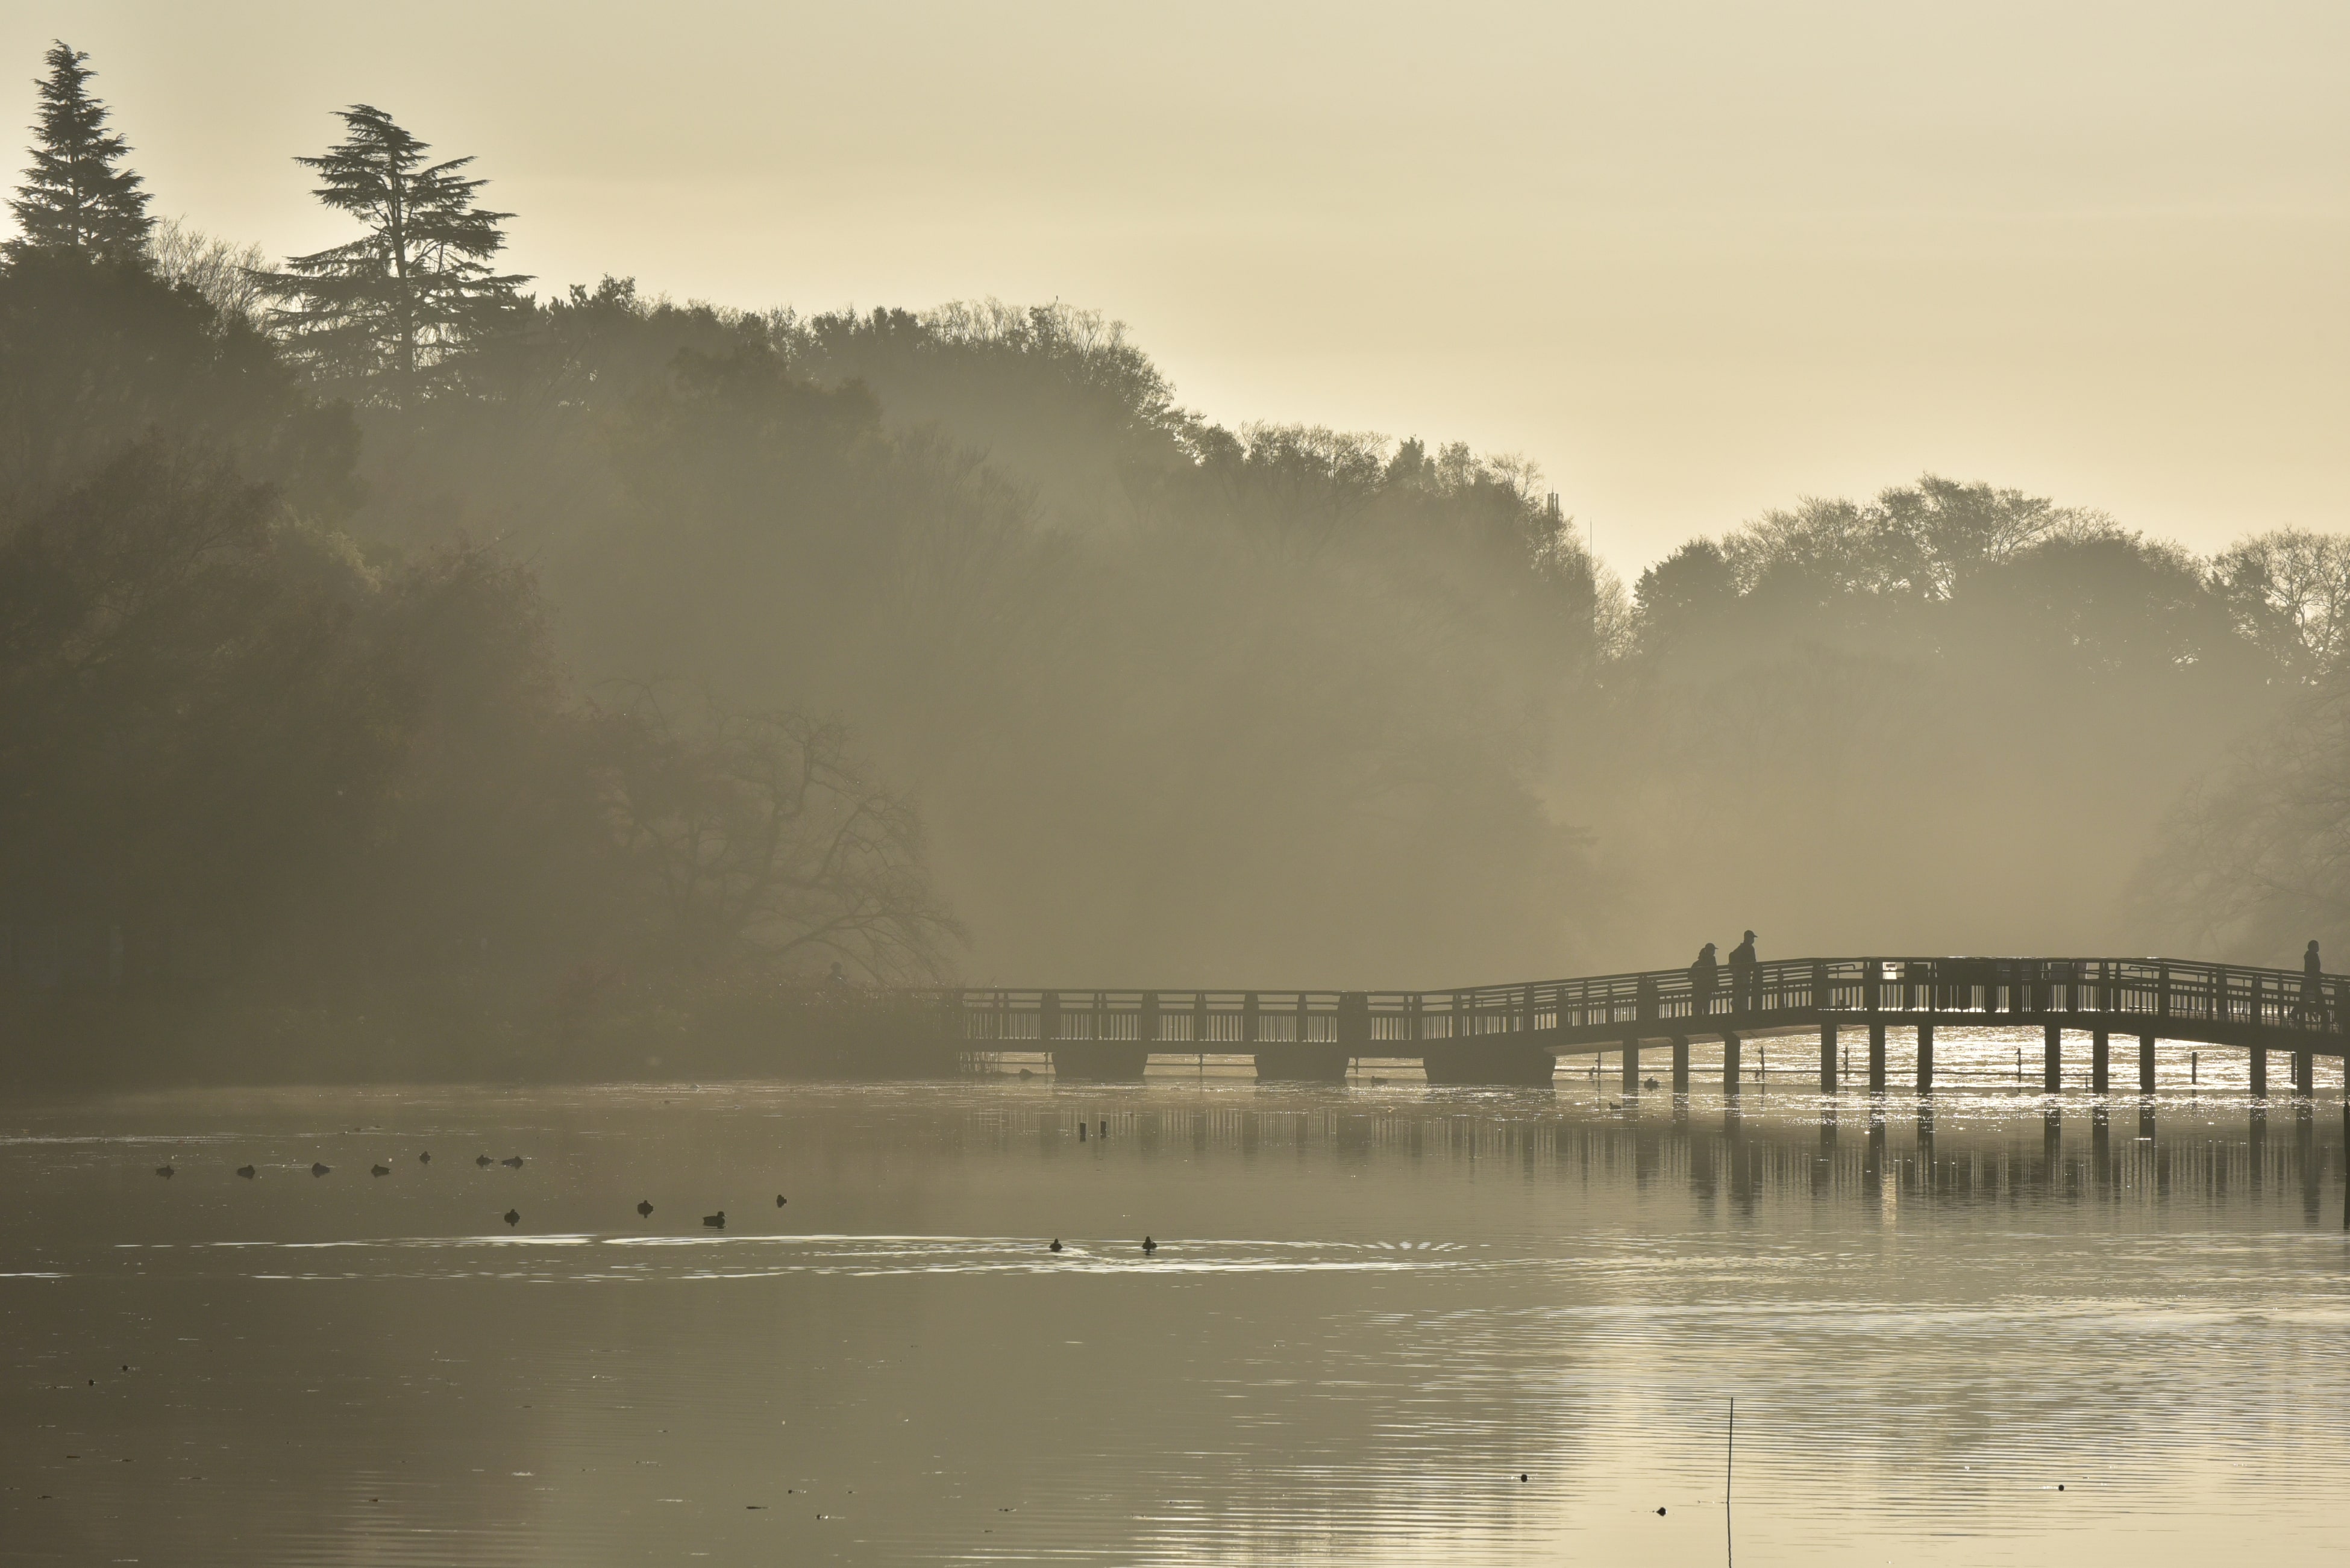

145,216,269,328
602,688,963,982
2213,528,2350,682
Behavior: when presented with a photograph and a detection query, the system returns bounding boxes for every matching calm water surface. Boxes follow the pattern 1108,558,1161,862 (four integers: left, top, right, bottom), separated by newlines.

5,1031,2347,1566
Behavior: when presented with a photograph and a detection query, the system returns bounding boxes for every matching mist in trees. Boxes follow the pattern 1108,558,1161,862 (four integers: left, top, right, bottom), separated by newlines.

3,42,2345,1082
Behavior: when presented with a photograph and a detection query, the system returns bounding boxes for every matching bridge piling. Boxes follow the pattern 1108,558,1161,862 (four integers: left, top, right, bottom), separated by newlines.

1671,1036,1690,1093
2293,1049,2313,1098
2139,1034,2156,1094
1621,1035,1640,1093
1820,1022,1839,1093
1723,1031,1742,1093
1867,1022,1887,1093
2250,1048,2267,1097
2092,1029,2109,1095
1916,1022,1934,1093
2043,1023,2062,1093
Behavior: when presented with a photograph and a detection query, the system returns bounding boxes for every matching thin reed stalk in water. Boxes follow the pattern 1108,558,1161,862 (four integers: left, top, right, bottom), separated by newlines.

1726,1395,1735,1566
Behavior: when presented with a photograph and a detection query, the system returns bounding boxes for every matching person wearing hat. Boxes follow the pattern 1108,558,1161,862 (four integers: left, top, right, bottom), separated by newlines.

1728,930,1759,1014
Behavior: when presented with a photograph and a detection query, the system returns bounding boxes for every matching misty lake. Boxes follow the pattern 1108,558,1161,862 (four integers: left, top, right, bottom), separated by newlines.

5,1031,2346,1567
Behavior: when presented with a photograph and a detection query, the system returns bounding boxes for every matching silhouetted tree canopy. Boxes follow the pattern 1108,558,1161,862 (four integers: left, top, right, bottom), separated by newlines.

5,42,149,264
258,105,527,404
0,249,359,519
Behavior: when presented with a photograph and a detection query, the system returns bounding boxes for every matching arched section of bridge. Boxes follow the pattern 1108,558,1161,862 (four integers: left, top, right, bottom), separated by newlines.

941,957,2349,1090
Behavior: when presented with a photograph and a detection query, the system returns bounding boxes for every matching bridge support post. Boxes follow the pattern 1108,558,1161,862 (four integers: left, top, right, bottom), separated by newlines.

2139,1033,2156,1093
2250,1048,2267,1097
2092,1029,2109,1095
2294,1050,2314,1098
1867,1022,1887,1093
1916,1021,1934,1093
1621,1034,1640,1093
1722,1031,1741,1093
1820,1022,1839,1093
2043,1023,2062,1093
1671,1036,1689,1093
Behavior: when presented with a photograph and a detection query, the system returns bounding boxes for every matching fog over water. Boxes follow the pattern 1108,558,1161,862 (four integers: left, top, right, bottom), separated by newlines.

6,1064,2348,1566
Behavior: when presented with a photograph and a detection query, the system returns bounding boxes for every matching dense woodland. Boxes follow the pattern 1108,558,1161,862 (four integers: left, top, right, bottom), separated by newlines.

3,43,2345,1081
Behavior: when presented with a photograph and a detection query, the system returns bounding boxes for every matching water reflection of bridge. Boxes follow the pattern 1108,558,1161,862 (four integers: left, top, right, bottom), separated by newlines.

951,955,2348,1090
1004,1094,2346,1228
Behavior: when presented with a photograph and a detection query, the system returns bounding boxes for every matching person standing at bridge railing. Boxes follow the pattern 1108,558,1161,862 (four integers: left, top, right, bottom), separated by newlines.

1691,942,1719,1017
1729,930,1758,1014
2299,940,2326,1029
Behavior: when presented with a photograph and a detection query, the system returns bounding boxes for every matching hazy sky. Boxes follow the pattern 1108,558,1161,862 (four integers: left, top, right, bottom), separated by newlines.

4,1,2343,568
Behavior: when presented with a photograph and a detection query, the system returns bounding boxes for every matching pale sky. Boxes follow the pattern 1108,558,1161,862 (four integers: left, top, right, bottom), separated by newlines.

4,1,2344,569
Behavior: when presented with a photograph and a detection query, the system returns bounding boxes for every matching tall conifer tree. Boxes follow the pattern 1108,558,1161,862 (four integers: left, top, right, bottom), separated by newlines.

258,105,527,402
6,41,152,263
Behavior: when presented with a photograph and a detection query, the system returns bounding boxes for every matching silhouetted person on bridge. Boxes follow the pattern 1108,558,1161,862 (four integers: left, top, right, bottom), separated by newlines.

1690,943,1719,1016
2301,940,2325,1028
1728,931,1758,1013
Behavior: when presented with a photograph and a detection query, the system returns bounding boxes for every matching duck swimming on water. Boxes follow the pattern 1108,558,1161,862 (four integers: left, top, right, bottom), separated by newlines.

1141,1235,1157,1255
370,1164,390,1178
636,1199,654,1217
501,1156,525,1169
1048,1238,1062,1252
236,1165,255,1179
504,1209,521,1227
311,1163,331,1176
154,1165,173,1178
475,1155,492,1167
703,1211,726,1228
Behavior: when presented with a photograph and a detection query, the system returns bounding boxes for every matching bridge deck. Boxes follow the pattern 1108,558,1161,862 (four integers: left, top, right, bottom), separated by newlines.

936,957,2349,1082
953,955,2345,1052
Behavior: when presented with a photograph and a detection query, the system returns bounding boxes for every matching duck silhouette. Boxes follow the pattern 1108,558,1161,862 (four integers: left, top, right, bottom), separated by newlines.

1141,1235,1157,1255
311,1162,331,1177
475,1155,492,1168
235,1165,255,1180
370,1164,390,1178
702,1211,726,1228
774,1194,787,1207
636,1199,654,1218
154,1165,173,1178
1048,1238,1063,1252
418,1152,431,1164
503,1208,521,1227
501,1156,524,1169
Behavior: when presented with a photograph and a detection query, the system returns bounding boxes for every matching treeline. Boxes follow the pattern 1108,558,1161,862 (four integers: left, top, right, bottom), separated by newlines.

2,43,2343,1081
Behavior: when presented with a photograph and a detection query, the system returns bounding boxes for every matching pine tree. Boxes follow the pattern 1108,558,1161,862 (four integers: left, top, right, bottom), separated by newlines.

5,41,152,263
258,105,528,402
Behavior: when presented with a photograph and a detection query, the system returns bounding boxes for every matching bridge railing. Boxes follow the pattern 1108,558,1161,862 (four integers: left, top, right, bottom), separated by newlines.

945,957,2349,1047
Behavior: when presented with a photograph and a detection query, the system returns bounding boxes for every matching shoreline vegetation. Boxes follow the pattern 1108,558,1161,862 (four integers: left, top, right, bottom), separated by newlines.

2,44,2347,1090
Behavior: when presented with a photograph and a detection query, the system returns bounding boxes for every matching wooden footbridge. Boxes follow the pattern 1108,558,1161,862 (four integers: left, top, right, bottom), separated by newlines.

947,955,2348,1092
